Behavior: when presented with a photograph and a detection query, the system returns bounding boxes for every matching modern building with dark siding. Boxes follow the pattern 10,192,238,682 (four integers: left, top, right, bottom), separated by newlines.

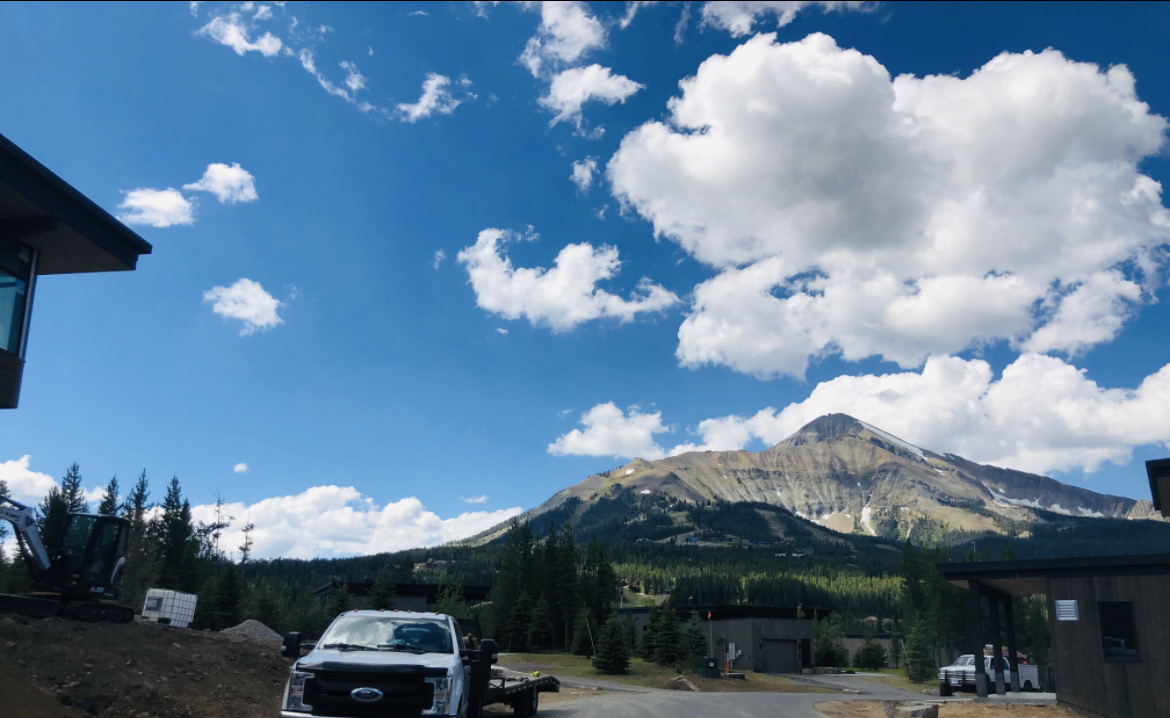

0,132,151,409
936,459,1170,717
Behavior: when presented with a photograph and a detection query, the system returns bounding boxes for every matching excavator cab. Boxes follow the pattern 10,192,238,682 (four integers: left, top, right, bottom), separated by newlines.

1,499,133,622
35,513,128,602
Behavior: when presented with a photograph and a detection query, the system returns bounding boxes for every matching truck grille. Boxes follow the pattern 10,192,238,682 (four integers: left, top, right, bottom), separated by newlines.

303,671,435,717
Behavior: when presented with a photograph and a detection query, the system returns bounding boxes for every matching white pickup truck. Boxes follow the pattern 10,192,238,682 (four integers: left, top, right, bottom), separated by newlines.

938,654,1040,695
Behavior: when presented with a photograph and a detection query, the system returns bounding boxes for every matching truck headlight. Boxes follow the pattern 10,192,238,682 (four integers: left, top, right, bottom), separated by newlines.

285,670,315,712
424,676,451,715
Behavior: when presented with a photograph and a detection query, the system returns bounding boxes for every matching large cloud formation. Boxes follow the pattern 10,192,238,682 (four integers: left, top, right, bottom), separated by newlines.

0,457,521,560
457,228,679,331
609,33,1169,378
188,488,522,560
550,355,1170,476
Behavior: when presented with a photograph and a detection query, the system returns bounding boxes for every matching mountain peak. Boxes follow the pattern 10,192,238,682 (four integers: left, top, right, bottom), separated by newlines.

793,413,865,441
767,413,929,464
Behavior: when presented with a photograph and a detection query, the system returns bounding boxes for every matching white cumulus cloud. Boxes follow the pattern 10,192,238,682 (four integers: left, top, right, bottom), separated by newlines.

233,463,249,474
397,74,472,123
183,162,259,204
570,157,598,193
203,278,285,336
0,456,59,504
608,33,1170,378
457,228,679,331
197,14,282,56
549,403,671,459
701,1,877,36
117,188,195,228
541,64,644,128
519,1,607,77
656,355,1170,476
187,487,523,559
460,495,489,504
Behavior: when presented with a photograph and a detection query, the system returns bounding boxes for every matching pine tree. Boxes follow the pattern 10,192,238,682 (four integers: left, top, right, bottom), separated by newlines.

193,576,222,629
570,608,595,657
591,615,630,674
651,605,682,666
640,604,660,661
492,519,534,650
37,477,72,556
325,582,354,617
854,636,888,669
527,596,555,651
366,567,397,610
238,522,255,565
61,463,88,514
217,562,242,628
553,523,578,648
206,491,233,565
157,477,198,592
393,557,416,585
903,617,934,682
118,470,158,611
682,611,706,661
435,582,470,618
244,579,284,631
97,476,120,515
813,614,848,667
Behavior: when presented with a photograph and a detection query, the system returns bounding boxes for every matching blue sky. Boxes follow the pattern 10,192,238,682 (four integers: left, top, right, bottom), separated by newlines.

2,1,1168,559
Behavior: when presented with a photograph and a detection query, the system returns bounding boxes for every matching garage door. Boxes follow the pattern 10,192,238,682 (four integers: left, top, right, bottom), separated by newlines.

762,639,799,674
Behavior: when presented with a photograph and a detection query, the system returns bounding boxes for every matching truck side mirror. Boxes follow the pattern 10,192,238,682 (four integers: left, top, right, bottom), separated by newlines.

479,638,498,665
282,631,303,658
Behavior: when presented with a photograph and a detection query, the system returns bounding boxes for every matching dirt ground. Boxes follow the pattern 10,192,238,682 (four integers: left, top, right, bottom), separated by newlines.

0,615,1082,718
0,614,291,718
0,614,589,718
816,700,1084,718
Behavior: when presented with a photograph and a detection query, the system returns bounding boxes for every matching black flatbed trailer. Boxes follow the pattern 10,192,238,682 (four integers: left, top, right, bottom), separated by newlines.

482,671,560,717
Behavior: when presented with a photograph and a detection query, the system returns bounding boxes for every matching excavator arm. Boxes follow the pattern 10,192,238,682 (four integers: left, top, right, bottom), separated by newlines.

0,496,51,573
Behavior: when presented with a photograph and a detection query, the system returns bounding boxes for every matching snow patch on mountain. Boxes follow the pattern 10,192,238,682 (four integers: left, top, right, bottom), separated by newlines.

858,420,924,457
861,505,876,536
982,482,1044,509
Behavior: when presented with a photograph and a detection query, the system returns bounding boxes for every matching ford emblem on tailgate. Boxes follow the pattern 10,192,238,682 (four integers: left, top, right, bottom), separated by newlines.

351,687,383,703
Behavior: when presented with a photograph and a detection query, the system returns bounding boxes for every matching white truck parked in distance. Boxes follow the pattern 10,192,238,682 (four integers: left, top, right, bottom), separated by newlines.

938,654,1040,695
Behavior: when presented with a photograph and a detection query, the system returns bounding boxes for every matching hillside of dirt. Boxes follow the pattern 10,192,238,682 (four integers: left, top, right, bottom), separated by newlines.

0,615,289,718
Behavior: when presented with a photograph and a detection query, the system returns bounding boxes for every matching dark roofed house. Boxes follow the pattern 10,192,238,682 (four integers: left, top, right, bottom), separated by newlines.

934,459,1170,717
1,133,151,408
618,604,818,674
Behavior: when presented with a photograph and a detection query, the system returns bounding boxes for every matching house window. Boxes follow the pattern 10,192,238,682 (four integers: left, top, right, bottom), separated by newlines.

1098,602,1139,662
0,239,35,356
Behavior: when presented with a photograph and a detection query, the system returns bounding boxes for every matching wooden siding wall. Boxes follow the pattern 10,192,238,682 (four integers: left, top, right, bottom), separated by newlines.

1046,574,1170,718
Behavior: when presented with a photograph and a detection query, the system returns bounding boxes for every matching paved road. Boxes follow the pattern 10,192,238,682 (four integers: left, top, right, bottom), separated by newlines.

543,673,934,718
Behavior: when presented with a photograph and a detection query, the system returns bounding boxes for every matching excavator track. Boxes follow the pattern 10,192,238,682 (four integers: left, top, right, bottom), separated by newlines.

0,593,61,618
61,600,135,623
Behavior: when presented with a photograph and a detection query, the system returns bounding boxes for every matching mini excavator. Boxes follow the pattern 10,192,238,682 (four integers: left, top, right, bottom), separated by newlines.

1,496,133,622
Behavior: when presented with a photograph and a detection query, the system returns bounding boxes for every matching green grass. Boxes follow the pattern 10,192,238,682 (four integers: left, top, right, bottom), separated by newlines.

497,652,833,693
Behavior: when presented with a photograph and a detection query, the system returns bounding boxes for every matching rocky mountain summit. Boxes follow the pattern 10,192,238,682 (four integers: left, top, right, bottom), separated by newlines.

527,414,1157,541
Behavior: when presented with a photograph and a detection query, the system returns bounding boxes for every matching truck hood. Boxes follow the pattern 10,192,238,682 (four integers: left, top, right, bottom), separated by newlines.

296,648,458,675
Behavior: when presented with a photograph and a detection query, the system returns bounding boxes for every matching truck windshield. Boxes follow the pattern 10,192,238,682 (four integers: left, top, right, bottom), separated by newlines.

320,616,452,653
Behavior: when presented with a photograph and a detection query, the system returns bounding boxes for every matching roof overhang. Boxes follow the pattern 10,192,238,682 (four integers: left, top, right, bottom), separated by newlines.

0,132,151,274
1147,459,1170,518
935,554,1170,596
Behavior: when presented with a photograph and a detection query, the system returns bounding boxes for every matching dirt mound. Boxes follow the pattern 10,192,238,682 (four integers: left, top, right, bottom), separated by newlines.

0,615,290,718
